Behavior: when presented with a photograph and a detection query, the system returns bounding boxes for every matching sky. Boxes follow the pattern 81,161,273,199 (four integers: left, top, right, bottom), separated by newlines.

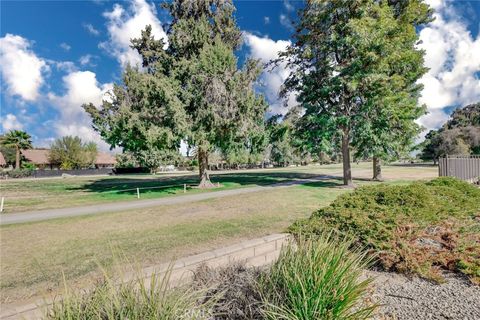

1,0,479,151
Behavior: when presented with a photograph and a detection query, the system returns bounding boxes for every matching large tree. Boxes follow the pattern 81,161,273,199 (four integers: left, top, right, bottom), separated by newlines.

1,130,32,169
353,0,431,180
84,0,267,187
279,0,431,185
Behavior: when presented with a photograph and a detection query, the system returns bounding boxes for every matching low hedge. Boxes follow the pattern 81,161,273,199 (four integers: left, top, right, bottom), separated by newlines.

0,169,35,179
289,177,480,283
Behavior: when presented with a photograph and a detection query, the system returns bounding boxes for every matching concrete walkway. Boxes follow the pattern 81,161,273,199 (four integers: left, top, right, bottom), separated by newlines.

0,175,336,225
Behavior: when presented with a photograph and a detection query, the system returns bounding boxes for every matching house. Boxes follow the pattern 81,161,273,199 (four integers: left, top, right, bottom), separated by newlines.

0,152,6,167
21,149,56,169
21,149,117,169
95,152,117,168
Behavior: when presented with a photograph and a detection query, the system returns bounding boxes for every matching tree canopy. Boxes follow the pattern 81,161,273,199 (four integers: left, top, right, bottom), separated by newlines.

420,102,480,162
1,130,33,169
266,108,311,167
84,0,267,186
49,136,98,170
278,0,432,185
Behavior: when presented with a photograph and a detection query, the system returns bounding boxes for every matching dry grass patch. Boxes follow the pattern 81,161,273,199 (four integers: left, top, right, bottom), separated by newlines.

0,181,345,304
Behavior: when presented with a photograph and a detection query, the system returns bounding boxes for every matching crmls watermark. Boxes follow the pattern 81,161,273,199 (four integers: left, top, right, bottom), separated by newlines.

175,308,213,319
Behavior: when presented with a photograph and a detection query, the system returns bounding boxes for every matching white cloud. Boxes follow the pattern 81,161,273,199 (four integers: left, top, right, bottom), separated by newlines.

49,71,113,150
1,114,23,132
60,42,71,51
417,109,450,131
101,0,167,67
0,34,48,101
83,23,100,36
79,54,97,66
283,0,294,12
244,33,295,115
264,16,270,25
417,0,480,131
50,60,77,73
279,14,293,31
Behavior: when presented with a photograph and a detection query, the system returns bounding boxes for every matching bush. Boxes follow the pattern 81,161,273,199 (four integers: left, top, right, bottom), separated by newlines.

21,162,37,170
46,268,216,320
259,235,376,320
3,169,35,179
289,177,480,283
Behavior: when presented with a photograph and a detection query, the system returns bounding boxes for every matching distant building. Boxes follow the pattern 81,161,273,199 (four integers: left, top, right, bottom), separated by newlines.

0,152,6,167
21,149,54,169
95,152,117,168
20,149,117,170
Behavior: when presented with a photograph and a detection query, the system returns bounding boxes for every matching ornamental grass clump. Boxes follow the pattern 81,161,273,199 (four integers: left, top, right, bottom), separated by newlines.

259,235,376,320
46,268,216,320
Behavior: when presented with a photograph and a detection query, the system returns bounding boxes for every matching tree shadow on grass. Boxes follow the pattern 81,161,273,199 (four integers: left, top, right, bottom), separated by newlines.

389,162,436,167
67,170,338,197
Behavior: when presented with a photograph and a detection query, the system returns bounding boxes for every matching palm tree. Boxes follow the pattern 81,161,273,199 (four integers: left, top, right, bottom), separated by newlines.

1,130,33,169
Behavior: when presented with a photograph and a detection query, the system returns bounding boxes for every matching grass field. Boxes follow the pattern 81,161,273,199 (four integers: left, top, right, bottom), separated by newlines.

0,162,437,213
0,163,437,305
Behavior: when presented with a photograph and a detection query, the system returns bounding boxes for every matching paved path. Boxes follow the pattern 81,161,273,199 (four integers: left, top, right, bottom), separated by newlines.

0,175,336,225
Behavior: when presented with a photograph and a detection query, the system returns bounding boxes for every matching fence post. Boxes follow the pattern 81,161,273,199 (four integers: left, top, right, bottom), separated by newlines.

184,184,186,193
438,157,442,176
0,197,4,213
137,188,140,199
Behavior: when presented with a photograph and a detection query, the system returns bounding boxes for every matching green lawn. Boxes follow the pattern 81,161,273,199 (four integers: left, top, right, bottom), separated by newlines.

0,179,345,303
0,164,438,305
0,162,437,213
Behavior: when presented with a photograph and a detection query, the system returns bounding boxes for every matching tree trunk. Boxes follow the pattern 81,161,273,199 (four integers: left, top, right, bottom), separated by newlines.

198,148,214,188
341,129,354,187
372,156,383,181
15,146,20,170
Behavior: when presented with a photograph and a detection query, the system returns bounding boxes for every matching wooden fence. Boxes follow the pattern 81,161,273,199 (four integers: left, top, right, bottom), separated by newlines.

438,155,480,183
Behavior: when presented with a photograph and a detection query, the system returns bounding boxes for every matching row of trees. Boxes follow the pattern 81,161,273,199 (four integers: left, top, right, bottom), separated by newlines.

279,0,432,184
420,103,480,163
84,0,433,187
0,130,98,170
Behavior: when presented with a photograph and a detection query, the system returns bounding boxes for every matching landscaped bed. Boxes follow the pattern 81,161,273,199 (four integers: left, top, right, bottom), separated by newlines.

289,177,480,284
6,175,478,319
46,236,377,320
42,232,480,320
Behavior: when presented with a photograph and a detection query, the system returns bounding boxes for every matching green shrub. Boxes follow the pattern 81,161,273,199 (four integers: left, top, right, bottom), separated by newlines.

21,162,37,170
289,177,480,283
46,268,216,320
259,235,376,320
3,169,35,178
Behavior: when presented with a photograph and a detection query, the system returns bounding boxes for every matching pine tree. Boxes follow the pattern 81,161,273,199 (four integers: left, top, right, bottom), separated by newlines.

84,0,267,186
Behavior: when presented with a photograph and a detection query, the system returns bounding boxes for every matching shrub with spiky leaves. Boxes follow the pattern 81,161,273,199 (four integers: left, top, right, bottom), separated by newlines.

259,235,376,320
46,267,216,320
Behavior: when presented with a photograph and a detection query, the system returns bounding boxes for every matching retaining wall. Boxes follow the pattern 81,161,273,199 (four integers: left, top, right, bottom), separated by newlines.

0,233,290,320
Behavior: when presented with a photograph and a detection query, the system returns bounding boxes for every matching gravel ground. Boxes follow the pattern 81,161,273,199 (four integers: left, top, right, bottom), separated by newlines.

368,271,480,320
193,264,480,319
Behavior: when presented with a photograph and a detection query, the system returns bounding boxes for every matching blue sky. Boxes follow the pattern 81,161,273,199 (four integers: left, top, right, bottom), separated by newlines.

1,0,479,150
